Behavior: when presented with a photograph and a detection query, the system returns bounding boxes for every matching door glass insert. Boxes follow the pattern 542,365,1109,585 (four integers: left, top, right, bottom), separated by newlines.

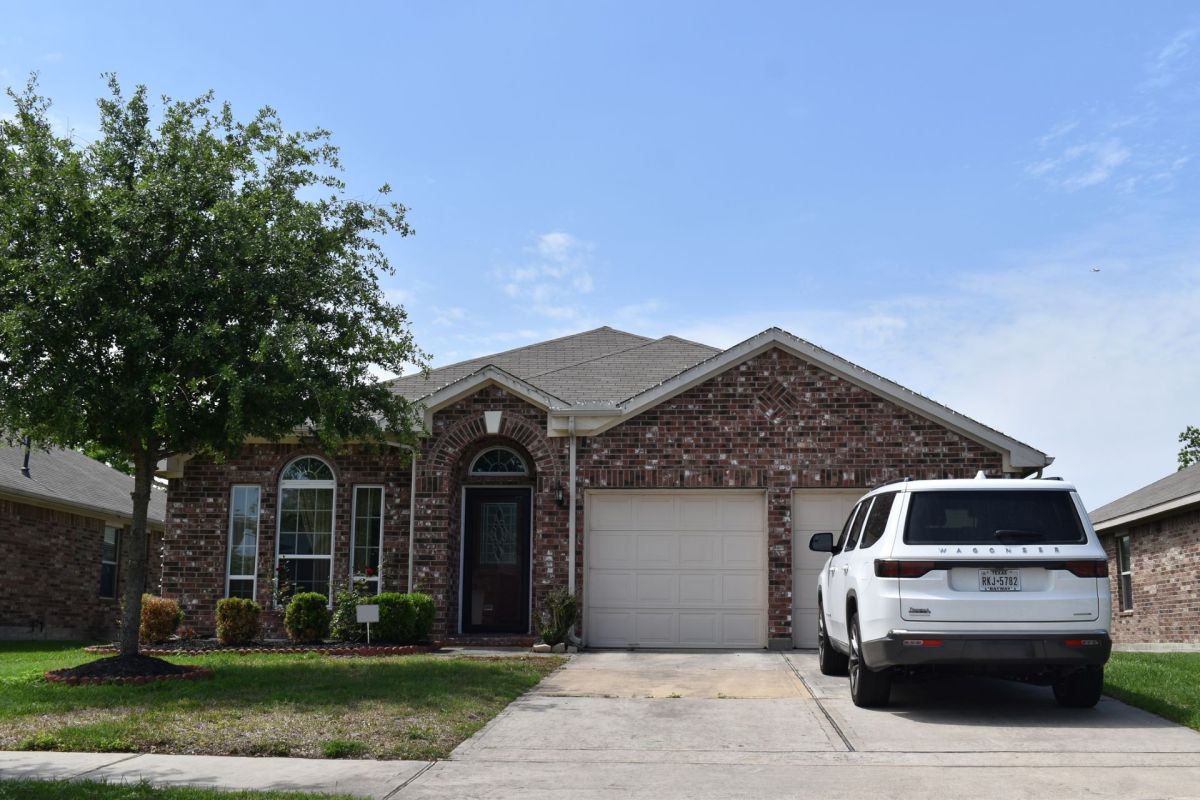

479,502,518,565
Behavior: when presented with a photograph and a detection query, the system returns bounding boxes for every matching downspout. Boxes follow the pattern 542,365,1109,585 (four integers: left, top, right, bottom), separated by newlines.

387,441,419,593
568,416,577,594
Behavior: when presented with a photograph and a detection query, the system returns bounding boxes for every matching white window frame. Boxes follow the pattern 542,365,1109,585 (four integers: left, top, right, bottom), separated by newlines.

350,484,385,594
226,485,261,600
100,525,121,599
1116,534,1133,612
469,446,528,476
275,456,337,608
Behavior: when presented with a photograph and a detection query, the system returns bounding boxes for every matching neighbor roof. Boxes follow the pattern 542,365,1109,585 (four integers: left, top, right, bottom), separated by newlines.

0,443,166,526
388,327,721,405
388,325,1051,472
1090,463,1200,530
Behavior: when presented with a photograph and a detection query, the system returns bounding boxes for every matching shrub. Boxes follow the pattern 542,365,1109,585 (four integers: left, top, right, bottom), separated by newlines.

372,592,435,644
534,588,579,646
329,589,366,643
139,594,183,644
215,597,261,645
283,592,330,643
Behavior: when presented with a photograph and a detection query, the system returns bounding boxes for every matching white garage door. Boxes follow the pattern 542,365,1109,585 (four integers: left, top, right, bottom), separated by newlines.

792,489,865,648
585,491,767,649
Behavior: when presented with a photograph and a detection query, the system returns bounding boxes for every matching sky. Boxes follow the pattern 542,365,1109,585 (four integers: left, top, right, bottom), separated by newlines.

2,2,1198,507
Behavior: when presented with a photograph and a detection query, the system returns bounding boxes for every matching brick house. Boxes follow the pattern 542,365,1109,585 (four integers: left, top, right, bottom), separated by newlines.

1091,463,1200,647
159,327,1051,648
1,443,166,640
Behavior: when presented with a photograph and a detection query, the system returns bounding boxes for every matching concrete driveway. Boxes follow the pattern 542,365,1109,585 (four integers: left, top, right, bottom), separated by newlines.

401,651,1200,799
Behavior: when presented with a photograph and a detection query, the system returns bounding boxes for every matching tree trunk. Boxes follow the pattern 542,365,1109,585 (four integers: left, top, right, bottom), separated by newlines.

118,448,157,656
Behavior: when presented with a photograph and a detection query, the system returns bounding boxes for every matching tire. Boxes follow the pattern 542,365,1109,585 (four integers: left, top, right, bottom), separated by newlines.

848,613,892,708
1053,666,1104,708
817,600,849,676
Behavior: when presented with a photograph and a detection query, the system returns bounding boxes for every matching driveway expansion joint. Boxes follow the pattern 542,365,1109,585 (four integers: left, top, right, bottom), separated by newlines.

784,653,856,752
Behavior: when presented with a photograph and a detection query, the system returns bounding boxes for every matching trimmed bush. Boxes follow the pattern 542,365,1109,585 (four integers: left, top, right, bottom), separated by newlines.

372,592,435,644
329,589,366,643
284,592,330,643
139,594,183,644
215,597,262,645
534,588,579,646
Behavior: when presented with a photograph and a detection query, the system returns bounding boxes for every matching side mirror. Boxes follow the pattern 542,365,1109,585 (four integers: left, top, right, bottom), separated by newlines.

808,532,834,552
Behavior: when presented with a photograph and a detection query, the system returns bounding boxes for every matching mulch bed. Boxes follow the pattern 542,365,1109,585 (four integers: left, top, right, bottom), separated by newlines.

83,641,444,657
45,654,213,686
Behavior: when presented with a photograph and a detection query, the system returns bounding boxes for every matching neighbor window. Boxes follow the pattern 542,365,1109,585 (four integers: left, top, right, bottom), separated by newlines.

276,457,335,604
100,526,120,599
227,485,261,599
1116,534,1133,612
351,486,384,593
469,447,527,475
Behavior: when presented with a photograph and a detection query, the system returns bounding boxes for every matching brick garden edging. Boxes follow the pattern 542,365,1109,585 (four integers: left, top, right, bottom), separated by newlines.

82,642,444,657
44,665,213,686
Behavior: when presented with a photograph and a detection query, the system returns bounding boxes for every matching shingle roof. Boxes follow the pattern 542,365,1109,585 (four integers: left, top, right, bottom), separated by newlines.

1090,463,1200,526
0,443,167,525
388,326,721,405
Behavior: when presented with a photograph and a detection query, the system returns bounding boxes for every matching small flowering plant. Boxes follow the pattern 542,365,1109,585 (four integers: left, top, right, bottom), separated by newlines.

352,565,378,595
273,561,294,606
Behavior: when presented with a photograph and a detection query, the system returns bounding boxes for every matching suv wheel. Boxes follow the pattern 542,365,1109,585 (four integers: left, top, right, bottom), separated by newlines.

1052,666,1104,708
848,613,892,708
817,600,848,676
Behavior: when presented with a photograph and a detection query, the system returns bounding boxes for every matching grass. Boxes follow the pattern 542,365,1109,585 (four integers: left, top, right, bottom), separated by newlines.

1105,651,1200,731
0,780,355,799
0,641,562,760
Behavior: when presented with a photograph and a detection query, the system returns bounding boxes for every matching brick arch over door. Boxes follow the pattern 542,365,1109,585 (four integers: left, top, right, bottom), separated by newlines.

413,387,570,636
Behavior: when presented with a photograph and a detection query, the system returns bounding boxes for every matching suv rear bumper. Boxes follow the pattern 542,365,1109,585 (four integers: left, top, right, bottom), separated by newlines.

862,630,1112,669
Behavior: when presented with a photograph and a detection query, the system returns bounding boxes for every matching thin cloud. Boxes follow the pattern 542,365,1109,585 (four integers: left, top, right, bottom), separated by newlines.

1027,138,1131,190
1142,26,1198,89
496,231,596,319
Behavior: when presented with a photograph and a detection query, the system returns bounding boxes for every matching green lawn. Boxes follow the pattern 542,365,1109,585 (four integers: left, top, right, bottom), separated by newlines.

0,780,353,800
1105,651,1200,731
0,642,562,760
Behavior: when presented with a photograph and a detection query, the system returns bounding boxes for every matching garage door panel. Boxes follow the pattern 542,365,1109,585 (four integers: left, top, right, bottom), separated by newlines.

587,491,767,649
636,573,677,605
792,490,864,648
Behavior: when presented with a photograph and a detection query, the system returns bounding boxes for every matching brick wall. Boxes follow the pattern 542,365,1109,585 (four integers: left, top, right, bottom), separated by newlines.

1102,506,1200,644
161,443,413,635
0,497,163,640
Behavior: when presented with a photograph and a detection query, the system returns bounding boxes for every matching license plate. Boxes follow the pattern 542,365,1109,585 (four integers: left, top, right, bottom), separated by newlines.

979,568,1021,592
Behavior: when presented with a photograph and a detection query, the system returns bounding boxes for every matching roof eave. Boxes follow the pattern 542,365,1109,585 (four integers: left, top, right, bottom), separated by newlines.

1091,490,1200,532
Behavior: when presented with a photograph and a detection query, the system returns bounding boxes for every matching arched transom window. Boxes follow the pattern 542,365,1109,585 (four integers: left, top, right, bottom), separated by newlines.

276,456,335,604
469,447,528,475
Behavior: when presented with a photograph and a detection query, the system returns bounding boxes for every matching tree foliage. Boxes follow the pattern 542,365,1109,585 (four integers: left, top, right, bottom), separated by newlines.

1181,426,1200,470
0,75,424,655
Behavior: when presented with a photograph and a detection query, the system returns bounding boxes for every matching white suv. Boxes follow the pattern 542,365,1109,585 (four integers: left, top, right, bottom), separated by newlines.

809,475,1112,708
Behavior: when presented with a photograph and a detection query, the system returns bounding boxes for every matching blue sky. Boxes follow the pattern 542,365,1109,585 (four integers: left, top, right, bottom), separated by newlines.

3,2,1199,505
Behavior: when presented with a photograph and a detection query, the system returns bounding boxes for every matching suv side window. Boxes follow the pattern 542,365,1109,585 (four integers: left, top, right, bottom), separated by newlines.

843,497,874,552
857,492,896,550
833,502,864,553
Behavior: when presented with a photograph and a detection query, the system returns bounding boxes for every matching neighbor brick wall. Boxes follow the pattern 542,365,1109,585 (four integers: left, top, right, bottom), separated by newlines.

161,443,413,635
580,348,1006,642
0,497,163,640
1103,506,1200,644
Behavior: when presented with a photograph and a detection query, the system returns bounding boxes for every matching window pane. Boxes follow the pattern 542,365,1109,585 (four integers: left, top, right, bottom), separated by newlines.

229,486,260,580
100,563,117,598
470,448,527,474
285,558,331,599
834,504,862,552
281,457,334,481
1118,536,1131,571
844,498,873,552
1119,574,1133,611
102,527,119,562
858,493,896,550
904,491,1086,545
228,578,255,599
353,487,382,577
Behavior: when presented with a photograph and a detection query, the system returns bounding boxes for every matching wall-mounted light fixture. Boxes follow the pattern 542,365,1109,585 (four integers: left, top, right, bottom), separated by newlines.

555,481,566,507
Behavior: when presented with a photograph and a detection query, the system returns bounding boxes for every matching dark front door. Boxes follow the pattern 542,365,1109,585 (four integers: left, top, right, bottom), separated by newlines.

462,487,531,633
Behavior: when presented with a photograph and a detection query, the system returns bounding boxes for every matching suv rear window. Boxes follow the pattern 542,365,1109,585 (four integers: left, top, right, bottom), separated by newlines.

903,490,1086,546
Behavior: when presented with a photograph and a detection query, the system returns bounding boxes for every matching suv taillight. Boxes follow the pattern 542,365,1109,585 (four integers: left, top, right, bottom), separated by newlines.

874,559,935,578
1064,560,1109,578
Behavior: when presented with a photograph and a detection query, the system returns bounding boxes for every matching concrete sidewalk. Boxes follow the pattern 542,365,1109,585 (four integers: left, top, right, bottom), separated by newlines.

0,751,431,798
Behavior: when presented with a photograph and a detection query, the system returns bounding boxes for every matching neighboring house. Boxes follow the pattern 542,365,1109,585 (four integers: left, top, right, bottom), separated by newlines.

1090,463,1200,646
0,443,167,640
159,326,1051,648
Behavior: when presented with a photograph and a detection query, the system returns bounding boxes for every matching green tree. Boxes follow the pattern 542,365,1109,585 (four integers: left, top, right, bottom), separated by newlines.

1181,426,1200,470
0,76,424,658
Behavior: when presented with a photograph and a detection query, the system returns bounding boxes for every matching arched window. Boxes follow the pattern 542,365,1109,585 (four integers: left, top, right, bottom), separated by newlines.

276,456,335,604
469,447,528,475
